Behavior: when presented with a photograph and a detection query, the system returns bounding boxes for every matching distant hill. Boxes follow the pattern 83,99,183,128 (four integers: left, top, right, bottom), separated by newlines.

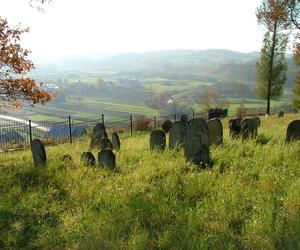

35,49,297,87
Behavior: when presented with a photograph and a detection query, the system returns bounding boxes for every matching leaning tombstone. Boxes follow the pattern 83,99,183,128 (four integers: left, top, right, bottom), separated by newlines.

241,117,259,139
162,120,172,133
278,111,284,118
100,137,113,150
150,130,166,151
207,118,223,145
180,114,188,126
112,132,121,151
228,118,242,138
81,152,96,167
169,121,185,149
31,139,46,167
286,120,300,142
89,123,107,150
184,117,211,167
98,149,116,169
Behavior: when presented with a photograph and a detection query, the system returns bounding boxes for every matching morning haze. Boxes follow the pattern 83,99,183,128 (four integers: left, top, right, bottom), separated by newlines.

2,0,263,59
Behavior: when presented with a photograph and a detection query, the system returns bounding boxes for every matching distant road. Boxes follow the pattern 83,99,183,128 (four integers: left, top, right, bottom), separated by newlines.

0,115,49,132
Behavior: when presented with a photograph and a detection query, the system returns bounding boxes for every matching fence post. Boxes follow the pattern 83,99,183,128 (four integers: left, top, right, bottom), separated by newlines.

192,109,195,118
154,116,157,130
130,115,133,136
68,116,72,144
28,120,32,147
102,114,105,125
174,114,177,121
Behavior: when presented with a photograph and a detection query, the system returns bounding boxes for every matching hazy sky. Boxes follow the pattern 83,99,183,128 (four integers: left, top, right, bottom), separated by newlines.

2,0,264,59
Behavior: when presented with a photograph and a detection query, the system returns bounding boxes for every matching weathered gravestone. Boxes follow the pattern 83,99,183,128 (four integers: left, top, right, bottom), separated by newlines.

112,132,121,151
81,152,96,167
169,121,185,149
254,117,261,127
89,123,107,150
241,117,259,139
286,120,300,142
150,130,166,151
100,137,113,150
180,114,188,126
98,149,116,169
228,118,242,138
184,118,210,166
278,111,284,118
162,120,172,133
62,155,72,162
207,118,223,145
31,139,46,167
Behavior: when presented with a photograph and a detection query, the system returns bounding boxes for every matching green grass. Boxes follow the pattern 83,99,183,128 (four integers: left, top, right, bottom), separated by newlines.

143,79,212,92
1,114,300,249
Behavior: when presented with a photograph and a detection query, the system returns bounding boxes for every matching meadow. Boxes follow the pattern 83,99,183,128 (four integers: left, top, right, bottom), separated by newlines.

0,114,300,249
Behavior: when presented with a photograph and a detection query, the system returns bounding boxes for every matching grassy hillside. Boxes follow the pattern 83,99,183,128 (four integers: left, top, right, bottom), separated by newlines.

1,114,300,249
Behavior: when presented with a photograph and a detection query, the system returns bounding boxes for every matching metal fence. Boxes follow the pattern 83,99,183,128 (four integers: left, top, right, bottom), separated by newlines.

233,104,297,116
0,103,296,153
0,110,207,152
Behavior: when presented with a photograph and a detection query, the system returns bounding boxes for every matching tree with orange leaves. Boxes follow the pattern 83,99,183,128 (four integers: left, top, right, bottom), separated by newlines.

0,17,53,108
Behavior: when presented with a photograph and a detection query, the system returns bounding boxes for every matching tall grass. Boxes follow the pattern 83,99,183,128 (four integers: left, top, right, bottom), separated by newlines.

0,114,300,249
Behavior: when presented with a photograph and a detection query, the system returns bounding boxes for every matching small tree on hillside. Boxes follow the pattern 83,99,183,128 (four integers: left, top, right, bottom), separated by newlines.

256,31,288,106
0,17,52,108
256,0,290,115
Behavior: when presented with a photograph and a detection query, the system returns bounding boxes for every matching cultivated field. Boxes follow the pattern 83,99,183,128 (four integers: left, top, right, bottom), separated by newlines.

0,114,299,249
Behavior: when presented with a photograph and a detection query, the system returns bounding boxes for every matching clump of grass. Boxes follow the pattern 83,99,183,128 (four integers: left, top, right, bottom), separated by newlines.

0,114,300,249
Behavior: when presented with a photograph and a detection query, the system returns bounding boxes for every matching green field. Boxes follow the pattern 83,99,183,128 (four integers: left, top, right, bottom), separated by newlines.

1,114,300,249
141,78,212,92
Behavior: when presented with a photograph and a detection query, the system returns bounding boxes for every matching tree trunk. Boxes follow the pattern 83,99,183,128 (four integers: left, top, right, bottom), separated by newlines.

266,21,278,115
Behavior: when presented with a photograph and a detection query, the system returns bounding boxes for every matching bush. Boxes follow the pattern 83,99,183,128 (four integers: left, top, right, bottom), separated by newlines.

208,108,228,119
133,116,152,131
236,104,247,118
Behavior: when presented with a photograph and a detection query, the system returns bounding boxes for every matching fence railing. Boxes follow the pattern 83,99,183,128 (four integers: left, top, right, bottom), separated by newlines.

0,110,208,153
0,104,296,153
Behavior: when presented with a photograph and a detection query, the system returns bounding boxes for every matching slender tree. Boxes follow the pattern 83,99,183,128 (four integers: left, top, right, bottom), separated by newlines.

0,17,53,108
256,0,290,115
256,31,288,106
292,44,300,107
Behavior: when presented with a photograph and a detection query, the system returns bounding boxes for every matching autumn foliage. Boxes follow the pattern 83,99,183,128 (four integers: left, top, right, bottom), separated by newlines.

0,17,53,108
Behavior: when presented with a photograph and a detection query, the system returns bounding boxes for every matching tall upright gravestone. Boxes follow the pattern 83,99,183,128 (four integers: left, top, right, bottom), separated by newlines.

207,118,223,145
184,118,210,166
169,121,185,149
241,117,259,139
162,120,172,133
254,117,261,127
180,114,188,126
98,149,116,169
228,118,242,138
112,132,121,151
31,139,47,167
286,120,300,142
100,137,113,150
89,123,107,150
150,130,166,151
